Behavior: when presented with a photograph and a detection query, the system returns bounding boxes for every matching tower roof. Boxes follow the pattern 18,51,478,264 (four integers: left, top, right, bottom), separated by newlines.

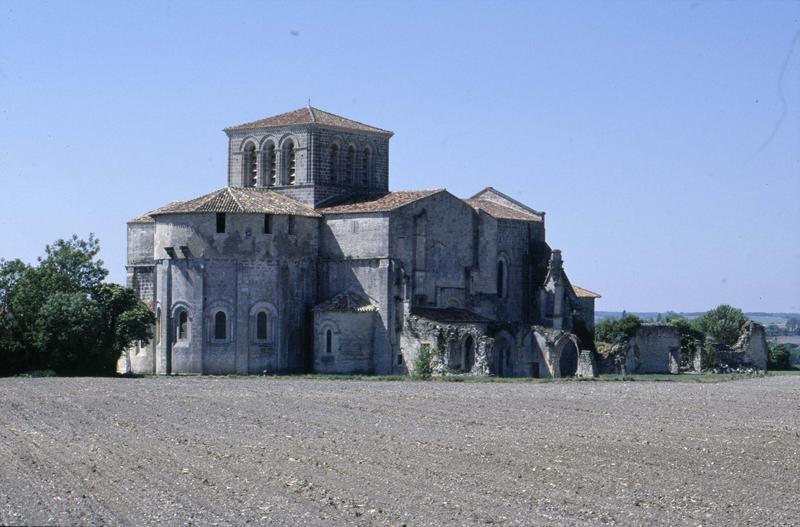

224,106,394,136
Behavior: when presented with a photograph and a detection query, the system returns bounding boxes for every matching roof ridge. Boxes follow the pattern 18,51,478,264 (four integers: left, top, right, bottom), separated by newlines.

226,187,244,212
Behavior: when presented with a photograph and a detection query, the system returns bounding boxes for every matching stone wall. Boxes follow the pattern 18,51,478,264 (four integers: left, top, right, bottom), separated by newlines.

707,321,768,372
399,314,491,375
225,124,390,206
598,324,681,374
314,311,376,374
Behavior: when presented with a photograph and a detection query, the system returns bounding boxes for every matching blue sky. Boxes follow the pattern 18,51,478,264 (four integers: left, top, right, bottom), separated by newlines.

1,1,798,312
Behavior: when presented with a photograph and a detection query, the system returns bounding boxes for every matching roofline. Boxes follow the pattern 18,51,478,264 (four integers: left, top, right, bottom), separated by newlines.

224,121,394,137
470,186,545,217
317,189,447,215
572,285,602,299
223,106,394,137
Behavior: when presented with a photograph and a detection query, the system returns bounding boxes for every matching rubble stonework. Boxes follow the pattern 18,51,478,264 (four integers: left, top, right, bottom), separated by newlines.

120,107,599,376
597,324,681,375
706,321,768,372
575,350,597,378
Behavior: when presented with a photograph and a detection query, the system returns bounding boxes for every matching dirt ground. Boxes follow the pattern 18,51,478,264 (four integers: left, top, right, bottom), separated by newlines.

0,376,798,526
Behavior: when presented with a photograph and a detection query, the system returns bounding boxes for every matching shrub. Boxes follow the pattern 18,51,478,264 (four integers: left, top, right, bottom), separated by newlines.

413,344,433,377
768,343,792,370
595,315,643,345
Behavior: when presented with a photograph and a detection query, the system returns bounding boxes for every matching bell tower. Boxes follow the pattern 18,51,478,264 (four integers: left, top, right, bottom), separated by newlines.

223,107,393,207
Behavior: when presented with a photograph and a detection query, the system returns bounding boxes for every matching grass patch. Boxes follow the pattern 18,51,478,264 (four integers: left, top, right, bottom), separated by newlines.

766,368,800,377
148,371,792,384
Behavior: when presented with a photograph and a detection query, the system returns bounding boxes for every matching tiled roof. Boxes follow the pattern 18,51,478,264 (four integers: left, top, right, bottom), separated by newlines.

148,187,321,218
317,189,443,214
466,199,543,222
224,106,393,136
314,290,378,313
410,307,492,324
572,285,601,299
128,213,155,224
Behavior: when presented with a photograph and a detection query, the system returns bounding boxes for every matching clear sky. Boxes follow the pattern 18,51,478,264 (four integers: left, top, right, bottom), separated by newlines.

1,1,798,313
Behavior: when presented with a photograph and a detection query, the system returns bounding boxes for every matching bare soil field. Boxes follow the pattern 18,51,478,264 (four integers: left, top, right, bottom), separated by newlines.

0,376,798,526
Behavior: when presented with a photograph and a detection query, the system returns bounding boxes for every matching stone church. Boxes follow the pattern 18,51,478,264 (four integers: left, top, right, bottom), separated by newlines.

122,107,599,377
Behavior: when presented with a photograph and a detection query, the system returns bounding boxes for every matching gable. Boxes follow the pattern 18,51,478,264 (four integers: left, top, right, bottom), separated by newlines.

470,187,544,218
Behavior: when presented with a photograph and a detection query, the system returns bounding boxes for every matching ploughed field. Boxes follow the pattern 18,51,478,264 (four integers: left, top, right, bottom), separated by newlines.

1,377,798,526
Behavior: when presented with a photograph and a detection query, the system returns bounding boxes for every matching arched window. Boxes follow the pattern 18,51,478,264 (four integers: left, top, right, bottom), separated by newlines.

264,143,276,186
325,329,333,354
345,146,355,184
329,144,339,184
214,311,227,340
243,142,257,187
497,259,506,299
177,310,188,341
256,312,268,341
361,147,372,186
285,140,296,185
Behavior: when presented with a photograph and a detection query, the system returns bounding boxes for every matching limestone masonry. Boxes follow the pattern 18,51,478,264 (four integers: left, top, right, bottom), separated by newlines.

121,107,601,377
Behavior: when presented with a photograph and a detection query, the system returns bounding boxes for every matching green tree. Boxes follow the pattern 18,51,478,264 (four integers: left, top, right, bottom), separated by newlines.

692,305,747,347
768,343,792,370
595,315,642,345
0,235,152,376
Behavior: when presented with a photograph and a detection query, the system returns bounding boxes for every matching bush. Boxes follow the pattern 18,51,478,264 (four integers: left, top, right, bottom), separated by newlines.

768,343,792,370
595,315,643,345
413,344,433,377
693,305,747,347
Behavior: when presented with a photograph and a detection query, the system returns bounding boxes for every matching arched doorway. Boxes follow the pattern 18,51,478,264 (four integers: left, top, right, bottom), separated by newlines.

463,335,475,373
559,340,578,377
494,334,513,376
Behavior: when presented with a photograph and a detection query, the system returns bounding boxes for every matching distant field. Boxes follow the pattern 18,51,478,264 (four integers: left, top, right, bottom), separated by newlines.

597,311,800,326
773,335,800,346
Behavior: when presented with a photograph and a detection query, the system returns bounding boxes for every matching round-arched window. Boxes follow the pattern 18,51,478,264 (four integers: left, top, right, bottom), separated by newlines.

214,311,227,340
497,259,507,299
243,142,257,187
256,311,268,341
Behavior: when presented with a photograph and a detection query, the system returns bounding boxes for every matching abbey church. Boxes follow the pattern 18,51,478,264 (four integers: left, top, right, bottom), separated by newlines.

122,107,599,377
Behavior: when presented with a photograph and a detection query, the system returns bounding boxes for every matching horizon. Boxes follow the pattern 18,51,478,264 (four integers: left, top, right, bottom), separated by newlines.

1,1,798,312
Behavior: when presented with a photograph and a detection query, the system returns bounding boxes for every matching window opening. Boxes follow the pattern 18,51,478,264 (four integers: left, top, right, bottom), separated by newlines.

214,311,227,340
177,311,188,341
244,142,257,187
287,141,296,185
256,312,268,341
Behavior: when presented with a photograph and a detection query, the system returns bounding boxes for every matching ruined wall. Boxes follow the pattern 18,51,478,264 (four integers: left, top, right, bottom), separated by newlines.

598,325,680,374
400,315,491,375
709,321,769,371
